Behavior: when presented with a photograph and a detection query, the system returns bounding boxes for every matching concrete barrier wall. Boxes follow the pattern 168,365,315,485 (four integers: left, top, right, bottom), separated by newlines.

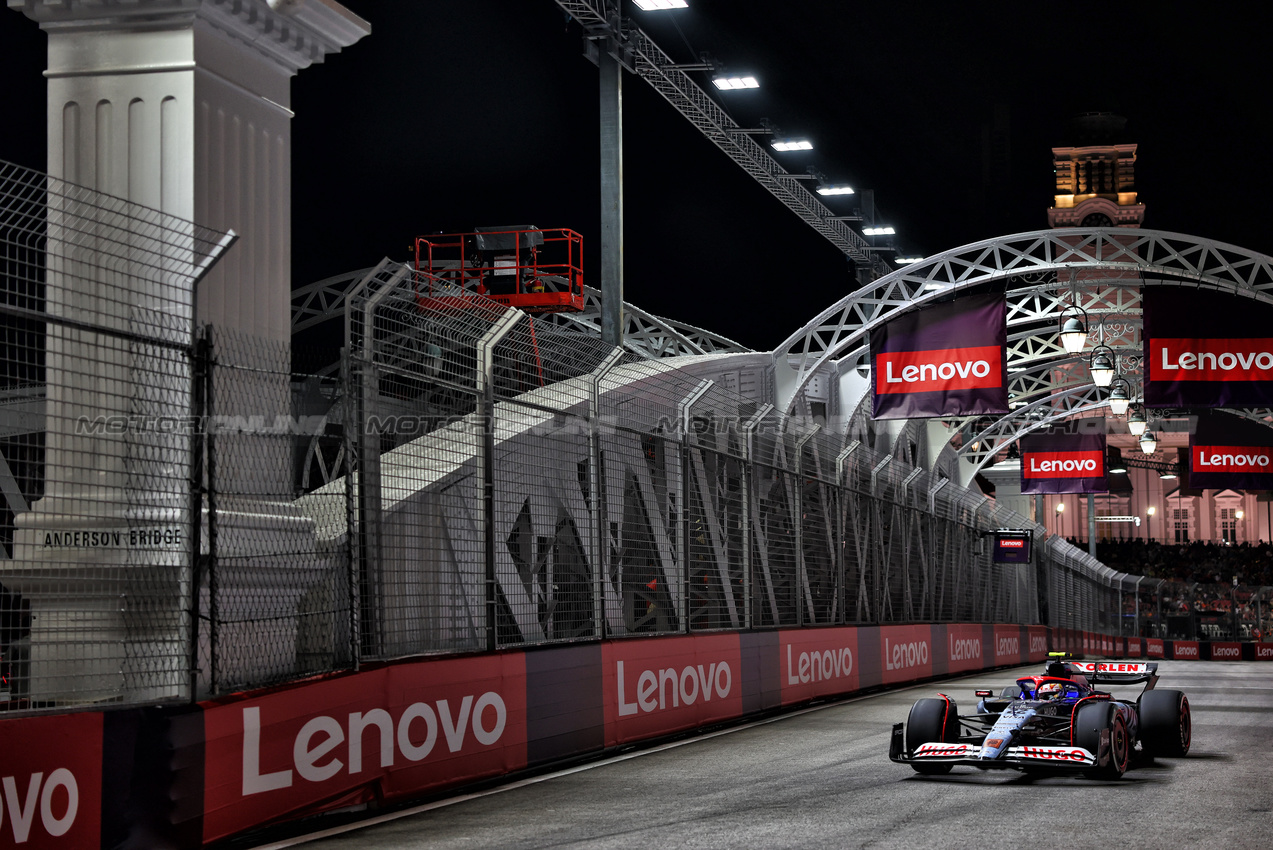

2,627,1268,848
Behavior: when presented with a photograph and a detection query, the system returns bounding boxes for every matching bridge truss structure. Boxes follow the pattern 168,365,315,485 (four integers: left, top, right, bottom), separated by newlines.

772,228,1273,476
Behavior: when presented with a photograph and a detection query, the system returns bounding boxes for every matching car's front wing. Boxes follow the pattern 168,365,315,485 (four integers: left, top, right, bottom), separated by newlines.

889,723,1101,770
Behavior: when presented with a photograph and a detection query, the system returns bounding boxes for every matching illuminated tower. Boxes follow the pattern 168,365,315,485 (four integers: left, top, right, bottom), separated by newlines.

1048,113,1145,229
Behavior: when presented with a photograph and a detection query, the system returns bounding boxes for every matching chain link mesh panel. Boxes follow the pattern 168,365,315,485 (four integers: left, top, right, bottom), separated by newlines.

0,159,232,707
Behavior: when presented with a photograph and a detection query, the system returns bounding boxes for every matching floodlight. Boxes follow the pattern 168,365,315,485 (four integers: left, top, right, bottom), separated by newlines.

863,226,895,236
634,0,687,9
713,75,759,90
771,139,813,151
816,184,854,196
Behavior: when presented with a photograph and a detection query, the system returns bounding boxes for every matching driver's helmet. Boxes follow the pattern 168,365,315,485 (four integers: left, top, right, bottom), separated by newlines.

1037,681,1064,699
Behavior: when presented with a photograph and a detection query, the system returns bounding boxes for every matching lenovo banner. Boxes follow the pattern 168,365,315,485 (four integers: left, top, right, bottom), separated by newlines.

201,654,528,845
1144,288,1273,407
871,294,1008,420
1189,411,1273,490
879,624,935,685
603,634,743,745
0,712,102,849
1020,429,1108,494
778,628,859,705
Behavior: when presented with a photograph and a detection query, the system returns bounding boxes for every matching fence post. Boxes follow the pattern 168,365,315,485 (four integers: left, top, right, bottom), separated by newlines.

794,426,820,627
588,348,624,637
476,308,525,651
204,326,221,692
344,263,407,664
187,326,211,701
741,404,773,630
677,380,714,632
836,441,859,625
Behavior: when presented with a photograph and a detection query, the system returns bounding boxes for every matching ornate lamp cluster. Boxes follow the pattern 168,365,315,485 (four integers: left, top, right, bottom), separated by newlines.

1055,293,1154,454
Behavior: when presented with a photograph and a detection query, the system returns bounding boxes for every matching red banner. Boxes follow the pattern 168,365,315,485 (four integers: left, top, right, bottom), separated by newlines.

874,345,1003,394
201,654,528,845
879,625,934,685
1027,627,1049,661
1210,642,1242,660
0,712,102,850
1256,643,1273,661
603,635,743,745
1171,640,1201,660
1146,638,1165,658
778,628,859,705
1153,337,1273,381
947,624,985,673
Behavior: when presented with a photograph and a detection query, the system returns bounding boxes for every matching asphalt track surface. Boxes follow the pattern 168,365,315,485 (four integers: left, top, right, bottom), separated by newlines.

255,661,1272,850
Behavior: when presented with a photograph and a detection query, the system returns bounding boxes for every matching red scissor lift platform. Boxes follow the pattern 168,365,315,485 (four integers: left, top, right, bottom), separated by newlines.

413,226,585,314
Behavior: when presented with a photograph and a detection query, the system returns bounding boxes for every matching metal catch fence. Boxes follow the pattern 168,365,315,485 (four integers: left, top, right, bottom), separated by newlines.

0,158,1142,711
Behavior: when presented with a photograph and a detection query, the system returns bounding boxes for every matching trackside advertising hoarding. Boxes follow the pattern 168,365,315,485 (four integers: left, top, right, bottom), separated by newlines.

201,654,528,845
878,624,935,685
603,634,743,745
11,625,1272,847
0,712,102,849
1020,429,1108,495
870,293,1008,420
778,628,859,705
1144,287,1273,408
1189,411,1273,490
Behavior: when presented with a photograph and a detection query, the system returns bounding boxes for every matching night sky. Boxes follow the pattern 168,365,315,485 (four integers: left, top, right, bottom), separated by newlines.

3,1,1272,351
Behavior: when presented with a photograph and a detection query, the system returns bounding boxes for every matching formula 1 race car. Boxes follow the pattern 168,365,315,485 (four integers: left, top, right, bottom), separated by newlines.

888,653,1191,778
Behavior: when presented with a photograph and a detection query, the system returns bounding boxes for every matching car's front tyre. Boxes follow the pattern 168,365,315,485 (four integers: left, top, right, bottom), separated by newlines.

906,697,959,775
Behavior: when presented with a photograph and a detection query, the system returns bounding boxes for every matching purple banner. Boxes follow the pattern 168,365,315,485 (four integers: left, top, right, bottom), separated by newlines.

1020,428,1108,495
1189,411,1273,490
871,294,1008,420
1144,288,1273,408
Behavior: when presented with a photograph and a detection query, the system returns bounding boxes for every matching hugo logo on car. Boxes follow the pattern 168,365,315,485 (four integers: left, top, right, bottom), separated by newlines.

1013,745,1094,764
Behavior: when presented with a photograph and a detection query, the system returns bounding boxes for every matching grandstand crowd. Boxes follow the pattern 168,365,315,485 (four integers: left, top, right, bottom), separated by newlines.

1095,539,1273,587
1088,540,1273,638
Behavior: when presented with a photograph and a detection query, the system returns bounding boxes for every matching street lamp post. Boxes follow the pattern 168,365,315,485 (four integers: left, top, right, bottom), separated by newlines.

1056,501,1066,539
1148,505,1156,543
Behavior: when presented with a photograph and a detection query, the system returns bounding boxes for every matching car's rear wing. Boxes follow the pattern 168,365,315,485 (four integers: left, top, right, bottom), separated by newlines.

1066,660,1159,687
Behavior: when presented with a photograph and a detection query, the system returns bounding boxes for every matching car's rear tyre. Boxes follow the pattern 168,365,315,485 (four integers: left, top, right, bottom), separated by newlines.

906,697,958,775
1140,689,1191,757
1075,702,1129,779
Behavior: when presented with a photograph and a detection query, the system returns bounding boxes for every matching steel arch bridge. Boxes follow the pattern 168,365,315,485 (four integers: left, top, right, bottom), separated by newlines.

772,228,1273,480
